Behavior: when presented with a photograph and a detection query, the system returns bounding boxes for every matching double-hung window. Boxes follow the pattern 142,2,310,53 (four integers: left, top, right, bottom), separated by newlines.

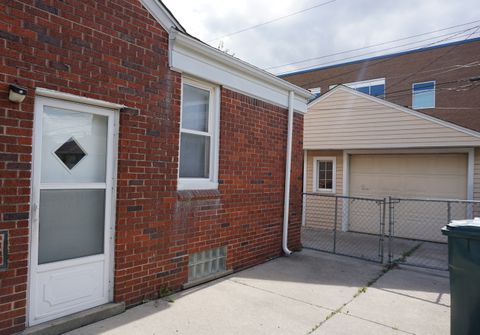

313,157,336,193
178,78,219,190
412,81,435,109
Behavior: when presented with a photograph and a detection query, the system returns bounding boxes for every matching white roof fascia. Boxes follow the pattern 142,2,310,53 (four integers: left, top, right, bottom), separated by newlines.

169,30,314,114
140,0,185,33
311,85,480,139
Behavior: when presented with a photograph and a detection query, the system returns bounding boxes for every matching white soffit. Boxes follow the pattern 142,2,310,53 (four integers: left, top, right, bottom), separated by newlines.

169,31,313,114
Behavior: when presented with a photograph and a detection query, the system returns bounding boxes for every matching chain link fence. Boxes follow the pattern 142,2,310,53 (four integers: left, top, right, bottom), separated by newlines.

302,193,480,271
302,193,385,263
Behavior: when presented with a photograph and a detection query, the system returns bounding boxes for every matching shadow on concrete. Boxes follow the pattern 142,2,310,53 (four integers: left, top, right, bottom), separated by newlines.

65,249,449,335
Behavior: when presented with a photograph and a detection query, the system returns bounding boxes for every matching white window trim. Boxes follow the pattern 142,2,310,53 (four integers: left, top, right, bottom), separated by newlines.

178,76,220,190
329,78,385,90
312,156,336,193
412,80,436,109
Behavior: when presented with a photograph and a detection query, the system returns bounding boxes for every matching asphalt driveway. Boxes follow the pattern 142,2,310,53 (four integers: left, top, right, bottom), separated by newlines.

67,250,450,335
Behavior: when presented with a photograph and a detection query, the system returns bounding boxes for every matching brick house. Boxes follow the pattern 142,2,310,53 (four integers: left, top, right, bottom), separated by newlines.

280,39,480,242
0,1,313,333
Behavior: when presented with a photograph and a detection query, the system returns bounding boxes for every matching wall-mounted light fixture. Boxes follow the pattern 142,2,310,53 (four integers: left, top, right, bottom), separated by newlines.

9,84,27,103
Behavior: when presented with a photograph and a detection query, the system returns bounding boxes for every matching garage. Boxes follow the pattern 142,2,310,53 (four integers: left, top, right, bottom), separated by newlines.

349,153,468,200
347,152,469,241
302,85,480,261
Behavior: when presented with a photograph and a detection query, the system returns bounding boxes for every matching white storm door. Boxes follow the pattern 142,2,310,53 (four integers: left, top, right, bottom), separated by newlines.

29,97,116,326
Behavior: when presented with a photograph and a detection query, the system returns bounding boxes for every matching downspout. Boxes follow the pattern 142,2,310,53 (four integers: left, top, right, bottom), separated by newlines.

282,91,295,256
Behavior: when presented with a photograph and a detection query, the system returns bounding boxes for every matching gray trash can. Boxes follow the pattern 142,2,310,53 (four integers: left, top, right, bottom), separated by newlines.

442,219,480,335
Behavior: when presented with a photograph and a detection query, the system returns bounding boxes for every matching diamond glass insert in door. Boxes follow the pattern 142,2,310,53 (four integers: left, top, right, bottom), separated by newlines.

54,137,87,170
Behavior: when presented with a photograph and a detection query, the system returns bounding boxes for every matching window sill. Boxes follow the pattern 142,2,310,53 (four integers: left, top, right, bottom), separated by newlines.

182,269,233,289
412,106,435,110
314,189,336,194
178,179,218,191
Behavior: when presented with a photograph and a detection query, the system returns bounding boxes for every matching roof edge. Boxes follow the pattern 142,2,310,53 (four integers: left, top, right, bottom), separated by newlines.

280,36,480,78
170,30,315,100
140,0,186,33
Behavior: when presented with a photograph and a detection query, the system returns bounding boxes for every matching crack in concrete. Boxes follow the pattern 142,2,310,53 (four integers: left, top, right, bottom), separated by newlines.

339,312,417,335
228,278,335,312
305,261,399,335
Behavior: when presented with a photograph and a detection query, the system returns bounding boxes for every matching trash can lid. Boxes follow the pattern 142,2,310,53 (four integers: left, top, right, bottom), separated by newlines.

442,218,480,236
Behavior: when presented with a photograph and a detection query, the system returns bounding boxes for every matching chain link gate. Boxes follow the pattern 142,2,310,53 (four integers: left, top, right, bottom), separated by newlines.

388,197,480,270
302,193,386,263
302,193,480,271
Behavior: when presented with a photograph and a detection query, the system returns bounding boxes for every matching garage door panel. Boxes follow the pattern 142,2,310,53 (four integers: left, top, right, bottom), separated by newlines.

350,154,468,200
349,153,467,242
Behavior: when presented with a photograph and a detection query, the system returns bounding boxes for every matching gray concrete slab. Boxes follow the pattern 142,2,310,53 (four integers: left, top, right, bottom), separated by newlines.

312,313,408,335
63,250,450,335
343,267,450,335
66,278,330,335
400,242,448,270
232,249,383,310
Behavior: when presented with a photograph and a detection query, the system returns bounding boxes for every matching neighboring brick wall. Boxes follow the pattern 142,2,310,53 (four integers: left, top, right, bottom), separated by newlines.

282,39,480,132
0,1,303,333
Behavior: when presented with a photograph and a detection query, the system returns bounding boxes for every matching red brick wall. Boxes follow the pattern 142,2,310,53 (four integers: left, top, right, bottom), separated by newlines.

0,1,303,333
114,88,304,307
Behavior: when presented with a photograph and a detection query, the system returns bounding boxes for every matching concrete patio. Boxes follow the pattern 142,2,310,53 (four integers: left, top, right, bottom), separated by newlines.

66,249,450,335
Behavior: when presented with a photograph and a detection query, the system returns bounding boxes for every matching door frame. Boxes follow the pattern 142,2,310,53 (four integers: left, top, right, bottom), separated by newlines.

27,92,120,326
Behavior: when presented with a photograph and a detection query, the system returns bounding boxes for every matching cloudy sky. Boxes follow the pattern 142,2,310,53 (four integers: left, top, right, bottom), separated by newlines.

162,0,480,75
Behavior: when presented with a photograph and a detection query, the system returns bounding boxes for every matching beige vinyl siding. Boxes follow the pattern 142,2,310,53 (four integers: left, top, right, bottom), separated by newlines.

475,148,480,217
475,148,480,200
305,150,343,229
305,150,344,194
305,88,480,149
348,153,468,242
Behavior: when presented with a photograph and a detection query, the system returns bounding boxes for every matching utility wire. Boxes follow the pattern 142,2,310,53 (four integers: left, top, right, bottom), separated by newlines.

386,26,480,91
265,19,480,71
292,29,480,90
206,0,336,42
316,77,480,104
277,25,480,76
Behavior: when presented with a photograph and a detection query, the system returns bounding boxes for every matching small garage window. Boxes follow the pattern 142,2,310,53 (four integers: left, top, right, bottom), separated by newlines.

313,157,336,193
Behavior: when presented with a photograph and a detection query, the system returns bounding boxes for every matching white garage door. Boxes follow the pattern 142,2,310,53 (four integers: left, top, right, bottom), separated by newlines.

349,153,468,241
350,153,468,199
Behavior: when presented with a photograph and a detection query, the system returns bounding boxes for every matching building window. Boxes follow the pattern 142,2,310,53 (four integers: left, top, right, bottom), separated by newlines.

330,78,385,98
179,78,219,190
309,87,321,99
313,157,336,193
188,246,227,282
412,81,435,109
